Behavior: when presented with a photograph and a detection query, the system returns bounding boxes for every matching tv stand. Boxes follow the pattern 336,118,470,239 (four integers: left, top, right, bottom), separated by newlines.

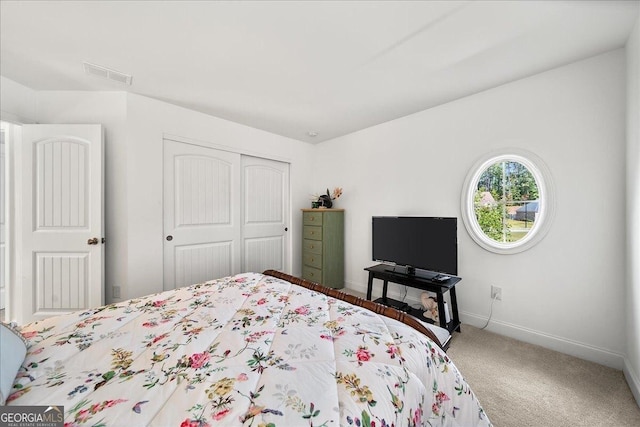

365,264,462,335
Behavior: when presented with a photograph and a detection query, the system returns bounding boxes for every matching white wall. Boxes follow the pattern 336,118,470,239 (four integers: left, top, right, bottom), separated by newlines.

0,44,633,376
124,93,314,299
0,76,36,123
0,78,37,319
313,49,628,369
625,12,640,404
0,86,129,309
1,85,314,304
35,91,128,304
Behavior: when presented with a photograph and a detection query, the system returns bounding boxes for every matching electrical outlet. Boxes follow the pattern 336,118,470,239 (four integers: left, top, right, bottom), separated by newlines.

113,285,121,299
491,285,502,301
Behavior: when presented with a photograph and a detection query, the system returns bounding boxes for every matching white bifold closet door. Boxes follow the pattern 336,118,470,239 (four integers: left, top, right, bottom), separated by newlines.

241,156,290,274
163,139,289,290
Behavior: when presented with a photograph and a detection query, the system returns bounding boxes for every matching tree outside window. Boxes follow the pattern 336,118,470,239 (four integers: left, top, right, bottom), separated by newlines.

474,161,539,243
462,149,554,254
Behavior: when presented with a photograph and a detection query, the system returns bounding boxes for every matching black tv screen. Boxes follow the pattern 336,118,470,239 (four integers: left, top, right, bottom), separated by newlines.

372,216,458,275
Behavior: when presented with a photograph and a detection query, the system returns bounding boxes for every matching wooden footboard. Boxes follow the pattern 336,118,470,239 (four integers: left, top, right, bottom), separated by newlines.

262,269,443,350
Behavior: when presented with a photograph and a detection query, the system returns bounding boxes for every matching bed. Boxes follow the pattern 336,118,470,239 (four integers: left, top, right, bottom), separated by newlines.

2,270,491,427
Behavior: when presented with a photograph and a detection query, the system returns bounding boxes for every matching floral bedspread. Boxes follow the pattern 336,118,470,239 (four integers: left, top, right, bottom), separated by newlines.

9,273,491,427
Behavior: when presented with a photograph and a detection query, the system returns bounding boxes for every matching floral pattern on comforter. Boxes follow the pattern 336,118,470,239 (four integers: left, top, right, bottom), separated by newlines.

9,273,491,427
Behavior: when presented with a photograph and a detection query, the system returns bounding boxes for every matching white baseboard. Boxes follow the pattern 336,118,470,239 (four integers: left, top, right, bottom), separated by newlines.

624,358,640,407
460,311,625,370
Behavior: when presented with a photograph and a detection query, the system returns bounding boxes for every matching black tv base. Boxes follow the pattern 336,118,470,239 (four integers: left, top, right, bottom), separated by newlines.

365,264,462,335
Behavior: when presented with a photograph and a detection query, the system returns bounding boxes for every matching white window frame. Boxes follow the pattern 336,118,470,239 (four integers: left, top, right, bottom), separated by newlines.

461,148,555,254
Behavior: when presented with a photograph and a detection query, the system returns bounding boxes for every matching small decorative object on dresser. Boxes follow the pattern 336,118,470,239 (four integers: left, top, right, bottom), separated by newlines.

312,187,343,208
301,208,344,288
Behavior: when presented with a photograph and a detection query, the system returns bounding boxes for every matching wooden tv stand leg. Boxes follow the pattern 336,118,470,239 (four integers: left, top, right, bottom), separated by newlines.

450,287,461,332
365,272,390,303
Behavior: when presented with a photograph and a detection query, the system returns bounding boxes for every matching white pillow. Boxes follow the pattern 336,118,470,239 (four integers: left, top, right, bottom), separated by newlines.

0,323,28,405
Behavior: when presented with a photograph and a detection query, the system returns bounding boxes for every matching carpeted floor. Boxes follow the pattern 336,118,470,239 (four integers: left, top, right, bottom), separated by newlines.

447,325,640,427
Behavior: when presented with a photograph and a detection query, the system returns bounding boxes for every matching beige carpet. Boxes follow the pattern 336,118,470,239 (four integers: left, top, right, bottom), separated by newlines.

447,325,640,427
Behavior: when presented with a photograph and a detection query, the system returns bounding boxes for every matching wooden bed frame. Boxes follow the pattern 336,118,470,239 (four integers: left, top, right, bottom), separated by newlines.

262,269,443,349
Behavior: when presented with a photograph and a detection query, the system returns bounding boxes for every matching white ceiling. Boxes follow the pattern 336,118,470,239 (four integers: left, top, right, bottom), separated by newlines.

1,1,638,143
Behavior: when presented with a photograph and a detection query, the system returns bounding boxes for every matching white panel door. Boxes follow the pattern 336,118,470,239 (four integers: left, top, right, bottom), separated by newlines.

241,156,290,273
17,125,104,324
163,140,241,290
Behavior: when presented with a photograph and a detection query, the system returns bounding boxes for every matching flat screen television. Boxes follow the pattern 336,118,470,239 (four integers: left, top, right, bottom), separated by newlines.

372,216,458,276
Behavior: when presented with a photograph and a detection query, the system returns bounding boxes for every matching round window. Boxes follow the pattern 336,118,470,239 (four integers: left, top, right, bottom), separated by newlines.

461,149,555,254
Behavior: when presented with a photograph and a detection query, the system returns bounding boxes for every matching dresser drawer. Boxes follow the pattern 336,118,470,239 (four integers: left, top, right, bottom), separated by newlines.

303,225,322,240
302,265,322,283
303,211,323,226
303,252,322,269
303,239,322,255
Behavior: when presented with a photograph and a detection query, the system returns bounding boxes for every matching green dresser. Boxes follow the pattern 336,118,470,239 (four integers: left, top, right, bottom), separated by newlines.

301,209,344,288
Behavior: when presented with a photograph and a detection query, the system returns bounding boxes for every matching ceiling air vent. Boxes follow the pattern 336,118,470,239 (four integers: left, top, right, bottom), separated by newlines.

83,62,133,85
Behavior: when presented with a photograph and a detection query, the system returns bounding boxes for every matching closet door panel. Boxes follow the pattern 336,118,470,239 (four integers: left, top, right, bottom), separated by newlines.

241,156,290,274
163,140,241,290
